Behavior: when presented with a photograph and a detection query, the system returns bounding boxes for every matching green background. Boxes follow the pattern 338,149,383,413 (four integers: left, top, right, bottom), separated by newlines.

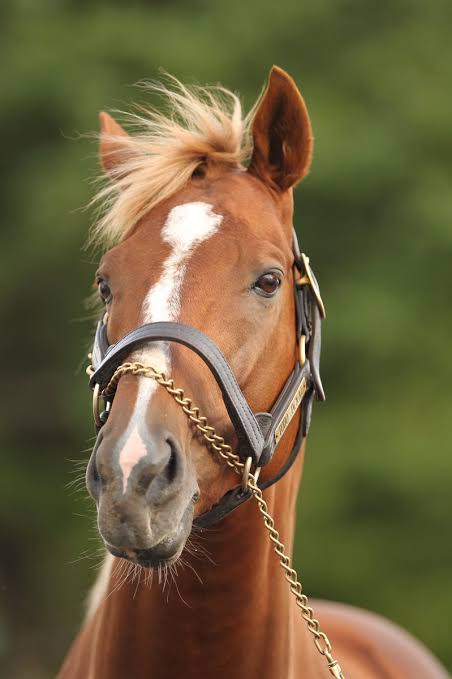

1,0,451,676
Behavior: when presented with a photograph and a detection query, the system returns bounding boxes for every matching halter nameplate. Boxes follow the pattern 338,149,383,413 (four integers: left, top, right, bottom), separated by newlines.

274,377,307,445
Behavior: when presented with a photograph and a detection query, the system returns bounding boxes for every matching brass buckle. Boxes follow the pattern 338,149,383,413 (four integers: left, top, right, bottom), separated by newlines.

296,253,326,319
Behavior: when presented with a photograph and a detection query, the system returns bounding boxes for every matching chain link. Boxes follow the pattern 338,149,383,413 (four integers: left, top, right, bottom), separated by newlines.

99,361,345,678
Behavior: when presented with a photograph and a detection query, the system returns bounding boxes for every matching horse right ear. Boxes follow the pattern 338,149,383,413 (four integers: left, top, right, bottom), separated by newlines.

247,66,313,192
99,112,129,175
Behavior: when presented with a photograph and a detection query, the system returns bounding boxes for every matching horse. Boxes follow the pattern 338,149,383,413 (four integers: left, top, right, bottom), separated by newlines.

58,67,449,679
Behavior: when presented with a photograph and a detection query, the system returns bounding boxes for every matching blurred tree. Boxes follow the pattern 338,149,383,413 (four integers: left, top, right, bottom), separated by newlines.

1,0,451,676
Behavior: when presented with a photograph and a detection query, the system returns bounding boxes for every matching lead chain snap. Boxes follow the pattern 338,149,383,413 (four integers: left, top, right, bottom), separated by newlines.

328,662,345,679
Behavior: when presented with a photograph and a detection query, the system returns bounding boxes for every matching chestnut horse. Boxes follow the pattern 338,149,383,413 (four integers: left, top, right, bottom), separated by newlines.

59,67,449,679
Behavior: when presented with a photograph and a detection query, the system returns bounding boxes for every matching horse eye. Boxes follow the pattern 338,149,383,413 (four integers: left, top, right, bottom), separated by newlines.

98,280,112,303
253,272,282,297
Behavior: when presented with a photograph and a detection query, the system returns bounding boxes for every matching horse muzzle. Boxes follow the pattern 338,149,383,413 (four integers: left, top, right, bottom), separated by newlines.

86,426,198,567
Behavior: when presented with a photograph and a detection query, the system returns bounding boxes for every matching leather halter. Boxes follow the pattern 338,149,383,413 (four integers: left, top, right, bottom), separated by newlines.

88,229,325,527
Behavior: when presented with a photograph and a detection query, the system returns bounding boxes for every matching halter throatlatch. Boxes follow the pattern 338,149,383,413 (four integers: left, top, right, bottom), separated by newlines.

87,229,325,526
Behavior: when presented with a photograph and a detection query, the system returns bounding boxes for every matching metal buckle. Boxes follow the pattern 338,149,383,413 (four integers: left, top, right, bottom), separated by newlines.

296,253,326,319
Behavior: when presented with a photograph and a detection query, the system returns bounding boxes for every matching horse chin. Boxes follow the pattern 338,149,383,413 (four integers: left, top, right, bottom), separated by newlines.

103,500,194,569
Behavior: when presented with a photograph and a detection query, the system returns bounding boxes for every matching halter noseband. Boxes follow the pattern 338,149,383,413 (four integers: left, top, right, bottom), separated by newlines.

87,229,325,527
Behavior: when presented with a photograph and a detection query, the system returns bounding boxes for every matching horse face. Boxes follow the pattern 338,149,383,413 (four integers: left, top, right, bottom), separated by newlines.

86,67,313,567
86,176,295,566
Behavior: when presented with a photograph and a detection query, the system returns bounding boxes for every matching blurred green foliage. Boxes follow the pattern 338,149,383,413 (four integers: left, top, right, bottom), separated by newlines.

1,0,451,676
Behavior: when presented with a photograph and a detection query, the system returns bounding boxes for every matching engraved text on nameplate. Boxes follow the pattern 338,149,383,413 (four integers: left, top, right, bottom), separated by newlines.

274,377,307,444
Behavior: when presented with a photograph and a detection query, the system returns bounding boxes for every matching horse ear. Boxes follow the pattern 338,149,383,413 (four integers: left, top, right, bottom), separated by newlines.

99,111,129,175
247,66,313,191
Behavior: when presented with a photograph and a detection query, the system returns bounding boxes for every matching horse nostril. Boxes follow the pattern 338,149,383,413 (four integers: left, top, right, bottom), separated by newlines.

135,435,181,495
165,437,179,483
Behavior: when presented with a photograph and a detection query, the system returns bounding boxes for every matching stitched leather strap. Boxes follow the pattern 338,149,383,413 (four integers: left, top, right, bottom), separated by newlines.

91,321,313,466
91,322,267,464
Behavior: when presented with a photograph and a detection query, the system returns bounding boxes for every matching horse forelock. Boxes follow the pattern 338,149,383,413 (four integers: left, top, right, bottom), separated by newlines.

89,76,254,249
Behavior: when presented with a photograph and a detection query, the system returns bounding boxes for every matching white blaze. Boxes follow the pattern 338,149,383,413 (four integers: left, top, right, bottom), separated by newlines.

119,426,148,493
118,202,223,490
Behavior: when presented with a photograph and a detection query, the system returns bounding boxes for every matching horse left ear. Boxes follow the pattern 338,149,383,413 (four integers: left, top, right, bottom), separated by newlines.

99,111,130,175
247,66,313,191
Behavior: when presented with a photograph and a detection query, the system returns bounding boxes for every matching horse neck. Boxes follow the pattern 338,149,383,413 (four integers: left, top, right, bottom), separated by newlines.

78,428,329,679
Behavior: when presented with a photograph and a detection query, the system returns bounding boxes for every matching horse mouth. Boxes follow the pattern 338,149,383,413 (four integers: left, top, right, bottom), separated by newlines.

103,499,194,568
106,540,184,568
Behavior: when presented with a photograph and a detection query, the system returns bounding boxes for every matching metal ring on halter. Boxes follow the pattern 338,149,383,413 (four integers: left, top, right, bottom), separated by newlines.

241,457,261,492
298,253,326,319
92,383,102,428
299,334,306,366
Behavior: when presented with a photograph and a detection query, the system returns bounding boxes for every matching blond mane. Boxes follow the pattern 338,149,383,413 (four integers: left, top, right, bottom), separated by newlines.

90,76,255,247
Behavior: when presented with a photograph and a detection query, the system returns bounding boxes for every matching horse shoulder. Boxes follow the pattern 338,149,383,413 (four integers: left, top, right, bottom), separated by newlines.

311,599,450,679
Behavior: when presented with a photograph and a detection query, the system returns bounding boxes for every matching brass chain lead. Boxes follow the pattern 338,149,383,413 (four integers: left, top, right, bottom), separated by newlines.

97,361,345,679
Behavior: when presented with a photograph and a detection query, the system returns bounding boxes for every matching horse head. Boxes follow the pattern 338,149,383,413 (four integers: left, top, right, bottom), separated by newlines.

86,66,314,568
